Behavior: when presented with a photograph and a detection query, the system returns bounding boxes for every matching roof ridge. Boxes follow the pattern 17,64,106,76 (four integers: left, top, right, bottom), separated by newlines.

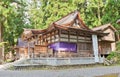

53,10,78,23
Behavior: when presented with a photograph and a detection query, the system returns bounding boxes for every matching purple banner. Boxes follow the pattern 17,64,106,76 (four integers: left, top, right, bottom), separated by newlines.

49,42,77,53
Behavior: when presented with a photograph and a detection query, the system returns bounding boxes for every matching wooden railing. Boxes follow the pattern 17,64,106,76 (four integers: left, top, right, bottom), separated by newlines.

23,57,104,66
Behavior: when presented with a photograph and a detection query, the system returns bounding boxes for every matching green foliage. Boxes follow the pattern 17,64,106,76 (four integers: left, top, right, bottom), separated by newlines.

101,0,120,29
107,52,117,60
0,42,7,47
28,0,120,29
116,41,120,51
1,0,120,53
28,0,77,29
0,0,32,53
107,52,120,64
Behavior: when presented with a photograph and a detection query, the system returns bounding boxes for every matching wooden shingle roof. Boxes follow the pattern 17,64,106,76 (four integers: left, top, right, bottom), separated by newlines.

92,23,117,32
54,11,90,30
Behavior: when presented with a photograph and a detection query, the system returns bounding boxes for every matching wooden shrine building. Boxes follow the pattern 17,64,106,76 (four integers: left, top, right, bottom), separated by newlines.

16,11,118,64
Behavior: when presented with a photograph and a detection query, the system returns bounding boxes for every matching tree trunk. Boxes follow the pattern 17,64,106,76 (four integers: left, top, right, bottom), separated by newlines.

97,1,101,25
0,22,4,62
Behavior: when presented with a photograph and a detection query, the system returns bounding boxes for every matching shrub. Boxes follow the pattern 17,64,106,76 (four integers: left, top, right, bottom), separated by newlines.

107,51,120,64
107,52,117,60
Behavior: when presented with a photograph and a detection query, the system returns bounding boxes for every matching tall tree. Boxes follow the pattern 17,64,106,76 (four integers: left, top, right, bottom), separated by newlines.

101,0,120,29
0,0,31,58
82,0,105,28
28,0,107,29
28,0,78,29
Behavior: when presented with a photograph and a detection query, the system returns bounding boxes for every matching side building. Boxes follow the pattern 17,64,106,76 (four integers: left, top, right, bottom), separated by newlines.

92,23,118,57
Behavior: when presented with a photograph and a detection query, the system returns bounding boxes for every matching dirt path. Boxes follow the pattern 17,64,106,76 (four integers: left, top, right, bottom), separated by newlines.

0,66,120,77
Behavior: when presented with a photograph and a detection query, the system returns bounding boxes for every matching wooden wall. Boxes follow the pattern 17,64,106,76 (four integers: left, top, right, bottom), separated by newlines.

18,48,28,58
99,42,112,54
38,29,92,45
102,27,115,42
36,29,93,57
77,43,93,57
38,30,58,46
34,45,47,57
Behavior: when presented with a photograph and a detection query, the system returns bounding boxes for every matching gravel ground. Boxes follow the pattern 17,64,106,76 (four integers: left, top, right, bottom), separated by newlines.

0,66,120,77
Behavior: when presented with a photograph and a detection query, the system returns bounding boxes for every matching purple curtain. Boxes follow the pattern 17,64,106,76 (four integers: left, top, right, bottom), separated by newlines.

49,42,77,53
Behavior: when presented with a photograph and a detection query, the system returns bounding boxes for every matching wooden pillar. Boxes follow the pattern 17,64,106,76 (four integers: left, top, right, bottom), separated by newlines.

92,34,99,62
37,35,39,44
58,29,61,57
39,36,41,45
84,33,87,51
54,30,55,42
58,29,61,42
45,34,47,45
27,42,30,58
46,33,49,57
40,35,42,45
41,35,42,45
76,32,79,54
68,31,70,42
76,32,78,43
68,31,70,57
50,32,52,43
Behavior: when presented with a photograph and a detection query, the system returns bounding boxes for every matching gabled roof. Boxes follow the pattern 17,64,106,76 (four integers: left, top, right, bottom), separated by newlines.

44,11,91,34
92,23,117,32
21,11,108,40
21,28,48,40
54,11,90,30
